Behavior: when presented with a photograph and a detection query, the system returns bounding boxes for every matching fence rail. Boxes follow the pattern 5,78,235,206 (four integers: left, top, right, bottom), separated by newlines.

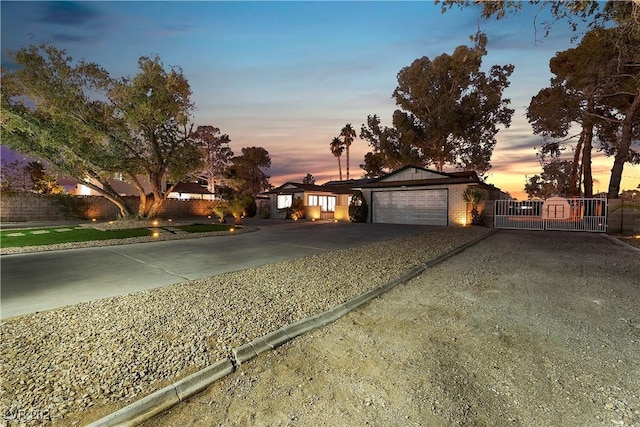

494,198,607,233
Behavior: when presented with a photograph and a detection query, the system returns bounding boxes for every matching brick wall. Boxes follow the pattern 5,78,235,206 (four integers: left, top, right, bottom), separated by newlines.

1,193,216,222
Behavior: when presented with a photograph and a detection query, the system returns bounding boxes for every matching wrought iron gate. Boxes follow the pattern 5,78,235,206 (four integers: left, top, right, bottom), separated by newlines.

494,198,607,232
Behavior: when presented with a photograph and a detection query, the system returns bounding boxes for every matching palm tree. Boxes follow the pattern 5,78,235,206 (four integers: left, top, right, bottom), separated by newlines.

340,123,357,180
330,137,344,181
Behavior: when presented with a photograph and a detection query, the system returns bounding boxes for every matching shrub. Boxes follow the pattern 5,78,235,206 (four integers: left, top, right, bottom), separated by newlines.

209,200,229,223
463,187,484,226
243,197,257,218
349,190,368,223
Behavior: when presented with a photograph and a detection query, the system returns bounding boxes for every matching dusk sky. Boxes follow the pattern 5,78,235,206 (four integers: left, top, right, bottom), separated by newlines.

2,1,639,200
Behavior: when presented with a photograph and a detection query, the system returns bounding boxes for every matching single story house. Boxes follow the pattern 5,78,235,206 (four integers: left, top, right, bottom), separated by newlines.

355,166,505,226
75,173,166,197
166,182,216,200
267,178,375,220
267,165,506,226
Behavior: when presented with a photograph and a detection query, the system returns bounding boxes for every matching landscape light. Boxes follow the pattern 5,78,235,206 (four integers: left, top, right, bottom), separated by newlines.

152,220,159,226
230,227,235,232
207,215,211,219
92,218,96,222
152,232,160,237
168,219,172,222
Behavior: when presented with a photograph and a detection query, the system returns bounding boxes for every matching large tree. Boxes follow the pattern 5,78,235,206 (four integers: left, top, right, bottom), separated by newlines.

440,1,640,197
109,55,203,217
223,146,272,197
192,125,233,194
525,160,574,199
339,124,357,180
1,45,135,217
392,33,514,175
359,113,422,176
1,44,204,218
526,46,599,197
534,27,640,198
438,1,639,38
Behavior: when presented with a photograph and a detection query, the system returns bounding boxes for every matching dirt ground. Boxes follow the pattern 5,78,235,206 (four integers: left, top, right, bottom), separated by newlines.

146,230,640,427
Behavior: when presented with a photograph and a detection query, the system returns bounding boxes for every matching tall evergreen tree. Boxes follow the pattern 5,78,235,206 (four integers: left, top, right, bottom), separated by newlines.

392,33,514,175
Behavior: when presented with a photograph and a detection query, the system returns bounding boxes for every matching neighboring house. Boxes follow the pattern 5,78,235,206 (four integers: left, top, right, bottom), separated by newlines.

75,173,164,197
356,165,505,226
268,178,375,220
166,182,216,200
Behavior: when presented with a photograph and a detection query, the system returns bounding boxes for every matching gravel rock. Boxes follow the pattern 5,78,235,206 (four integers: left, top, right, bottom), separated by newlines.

0,226,490,425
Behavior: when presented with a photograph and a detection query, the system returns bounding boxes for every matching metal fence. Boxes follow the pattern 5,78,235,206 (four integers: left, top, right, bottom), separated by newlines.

494,198,607,232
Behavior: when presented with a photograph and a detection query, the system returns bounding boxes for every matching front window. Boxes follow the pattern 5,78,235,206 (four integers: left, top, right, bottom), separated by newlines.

277,194,292,209
308,195,336,212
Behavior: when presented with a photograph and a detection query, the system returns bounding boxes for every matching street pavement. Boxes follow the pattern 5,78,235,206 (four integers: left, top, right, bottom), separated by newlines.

1,219,436,319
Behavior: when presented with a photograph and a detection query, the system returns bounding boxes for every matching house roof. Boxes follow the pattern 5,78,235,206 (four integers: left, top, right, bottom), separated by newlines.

323,178,377,187
268,166,499,194
170,182,214,195
268,179,375,195
375,165,479,181
357,176,483,189
355,166,492,189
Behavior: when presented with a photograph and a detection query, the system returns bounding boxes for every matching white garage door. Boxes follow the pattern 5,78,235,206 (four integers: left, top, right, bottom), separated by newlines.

372,189,448,225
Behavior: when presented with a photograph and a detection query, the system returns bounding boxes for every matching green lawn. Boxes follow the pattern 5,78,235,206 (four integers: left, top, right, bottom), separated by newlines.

0,227,153,248
0,223,235,248
175,223,232,233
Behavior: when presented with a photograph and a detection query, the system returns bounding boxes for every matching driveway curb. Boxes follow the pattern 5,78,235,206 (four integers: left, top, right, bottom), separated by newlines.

86,359,234,427
87,228,497,426
602,233,640,253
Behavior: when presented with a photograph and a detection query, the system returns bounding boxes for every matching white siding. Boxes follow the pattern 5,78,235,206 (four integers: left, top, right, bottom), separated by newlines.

379,168,446,182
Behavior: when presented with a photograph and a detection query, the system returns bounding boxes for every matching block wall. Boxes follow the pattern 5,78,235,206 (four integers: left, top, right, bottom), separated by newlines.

1,193,216,222
607,200,640,235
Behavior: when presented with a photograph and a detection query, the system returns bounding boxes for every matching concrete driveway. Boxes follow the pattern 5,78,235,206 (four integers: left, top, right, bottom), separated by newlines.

1,220,436,319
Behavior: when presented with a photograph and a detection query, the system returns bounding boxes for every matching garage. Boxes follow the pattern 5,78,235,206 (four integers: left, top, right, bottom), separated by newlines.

372,189,448,225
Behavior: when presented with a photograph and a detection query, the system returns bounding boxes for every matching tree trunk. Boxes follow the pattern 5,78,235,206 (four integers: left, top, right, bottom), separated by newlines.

608,94,640,198
581,119,594,198
125,172,147,218
569,131,584,196
337,156,343,181
346,147,350,180
147,196,163,219
81,179,134,218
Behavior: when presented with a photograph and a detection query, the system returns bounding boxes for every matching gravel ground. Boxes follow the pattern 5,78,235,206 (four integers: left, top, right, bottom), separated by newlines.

146,230,640,427
0,225,490,426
